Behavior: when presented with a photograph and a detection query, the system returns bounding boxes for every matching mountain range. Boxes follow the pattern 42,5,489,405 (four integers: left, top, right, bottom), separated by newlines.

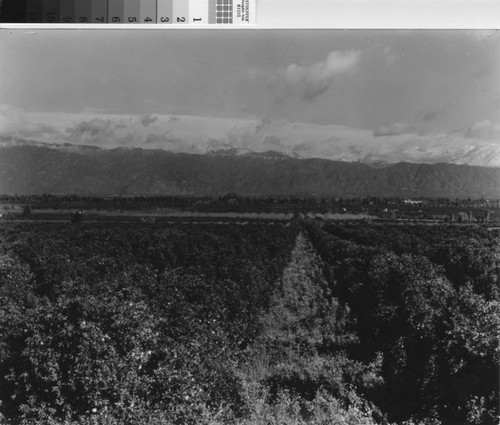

0,137,499,198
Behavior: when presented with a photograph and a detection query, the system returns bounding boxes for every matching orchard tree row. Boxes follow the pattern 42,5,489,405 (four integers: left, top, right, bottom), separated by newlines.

0,221,498,424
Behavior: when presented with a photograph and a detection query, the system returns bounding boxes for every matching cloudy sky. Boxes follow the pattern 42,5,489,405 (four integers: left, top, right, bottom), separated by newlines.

0,29,499,155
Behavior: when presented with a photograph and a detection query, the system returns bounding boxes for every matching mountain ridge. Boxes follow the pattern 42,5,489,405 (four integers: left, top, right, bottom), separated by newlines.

1,138,499,198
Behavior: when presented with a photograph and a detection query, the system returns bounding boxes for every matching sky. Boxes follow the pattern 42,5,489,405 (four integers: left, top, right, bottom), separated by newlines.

0,29,499,154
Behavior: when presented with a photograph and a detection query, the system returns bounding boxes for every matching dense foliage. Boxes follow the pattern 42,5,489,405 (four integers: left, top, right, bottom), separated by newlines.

0,221,498,424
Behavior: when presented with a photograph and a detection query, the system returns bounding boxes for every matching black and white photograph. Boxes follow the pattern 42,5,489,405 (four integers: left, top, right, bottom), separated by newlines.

0,27,499,424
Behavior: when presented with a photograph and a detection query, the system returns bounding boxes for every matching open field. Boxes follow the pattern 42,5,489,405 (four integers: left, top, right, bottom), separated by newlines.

2,195,500,228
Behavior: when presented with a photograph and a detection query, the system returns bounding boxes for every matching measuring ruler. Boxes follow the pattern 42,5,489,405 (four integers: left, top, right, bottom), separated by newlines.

0,0,256,24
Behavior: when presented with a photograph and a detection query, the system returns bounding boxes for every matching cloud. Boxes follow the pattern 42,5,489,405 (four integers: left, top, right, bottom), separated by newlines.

140,114,158,127
254,50,362,102
14,121,57,138
66,118,116,144
373,123,414,137
262,135,282,148
255,117,272,133
463,119,500,140
145,133,181,145
416,109,441,122
61,115,179,147
0,105,59,139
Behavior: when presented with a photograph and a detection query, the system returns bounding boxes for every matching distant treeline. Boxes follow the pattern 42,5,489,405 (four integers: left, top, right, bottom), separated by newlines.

1,193,499,211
